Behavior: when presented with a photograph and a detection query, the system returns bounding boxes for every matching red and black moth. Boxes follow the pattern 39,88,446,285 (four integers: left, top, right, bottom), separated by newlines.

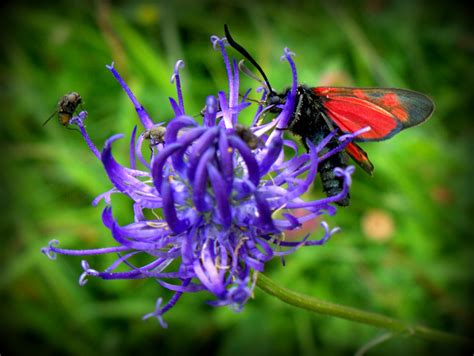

224,25,435,206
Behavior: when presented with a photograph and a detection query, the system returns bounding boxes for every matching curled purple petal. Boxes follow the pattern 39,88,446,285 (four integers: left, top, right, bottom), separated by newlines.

106,62,154,128
193,148,215,212
41,240,59,260
204,95,218,127
161,177,189,234
228,136,260,187
151,142,183,193
207,163,232,228
70,111,101,159
259,135,283,177
170,60,185,114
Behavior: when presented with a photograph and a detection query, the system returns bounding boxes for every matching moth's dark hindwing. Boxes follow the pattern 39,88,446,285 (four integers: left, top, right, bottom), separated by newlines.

287,86,350,206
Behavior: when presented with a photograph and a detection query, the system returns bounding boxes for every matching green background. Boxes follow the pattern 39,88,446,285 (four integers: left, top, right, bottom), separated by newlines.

1,1,472,355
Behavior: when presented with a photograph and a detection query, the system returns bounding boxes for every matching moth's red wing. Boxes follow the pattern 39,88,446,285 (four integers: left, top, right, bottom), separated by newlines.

345,142,374,175
313,87,434,142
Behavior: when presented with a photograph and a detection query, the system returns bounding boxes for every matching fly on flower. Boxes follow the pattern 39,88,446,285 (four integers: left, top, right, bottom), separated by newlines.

43,92,83,127
224,25,435,206
234,124,261,150
143,126,166,147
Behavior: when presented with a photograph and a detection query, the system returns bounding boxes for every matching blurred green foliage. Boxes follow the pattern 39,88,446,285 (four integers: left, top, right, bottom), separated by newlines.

1,1,472,355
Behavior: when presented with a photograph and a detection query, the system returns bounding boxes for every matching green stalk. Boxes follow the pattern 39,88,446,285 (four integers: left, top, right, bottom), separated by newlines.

256,273,472,347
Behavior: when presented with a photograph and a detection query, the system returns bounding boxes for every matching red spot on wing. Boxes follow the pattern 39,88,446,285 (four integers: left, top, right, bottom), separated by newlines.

379,93,409,122
380,93,400,107
391,107,408,121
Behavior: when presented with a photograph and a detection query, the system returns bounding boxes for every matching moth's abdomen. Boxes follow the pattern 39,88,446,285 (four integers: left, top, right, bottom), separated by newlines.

318,151,350,206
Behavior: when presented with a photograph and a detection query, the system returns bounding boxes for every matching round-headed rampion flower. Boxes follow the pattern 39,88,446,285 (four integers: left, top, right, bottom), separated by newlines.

42,34,358,327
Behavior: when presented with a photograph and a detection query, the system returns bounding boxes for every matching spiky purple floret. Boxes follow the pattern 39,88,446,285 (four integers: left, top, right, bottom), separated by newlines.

41,33,360,327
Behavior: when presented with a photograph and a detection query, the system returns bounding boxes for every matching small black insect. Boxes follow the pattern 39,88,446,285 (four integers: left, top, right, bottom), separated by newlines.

143,126,166,147
235,124,261,150
43,92,83,127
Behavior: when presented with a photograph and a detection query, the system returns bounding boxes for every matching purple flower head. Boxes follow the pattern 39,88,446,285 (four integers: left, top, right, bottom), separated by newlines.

42,33,359,327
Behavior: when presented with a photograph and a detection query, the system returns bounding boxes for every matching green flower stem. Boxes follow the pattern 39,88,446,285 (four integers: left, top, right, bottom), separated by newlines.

256,273,472,347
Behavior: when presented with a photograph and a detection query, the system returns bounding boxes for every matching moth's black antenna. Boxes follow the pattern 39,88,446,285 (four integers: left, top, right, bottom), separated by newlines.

224,24,274,93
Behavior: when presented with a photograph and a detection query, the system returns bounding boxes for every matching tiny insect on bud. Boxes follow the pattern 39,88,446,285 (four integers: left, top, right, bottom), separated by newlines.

143,126,166,146
235,124,261,150
43,92,83,127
